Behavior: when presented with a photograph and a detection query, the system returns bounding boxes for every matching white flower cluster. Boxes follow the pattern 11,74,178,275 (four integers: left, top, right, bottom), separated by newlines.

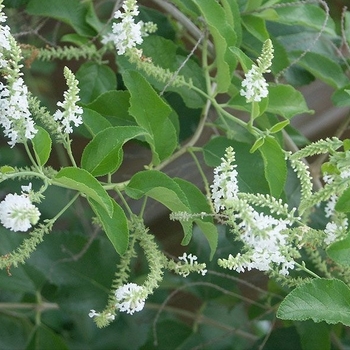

0,5,37,147
240,65,269,103
115,283,146,315
176,252,207,277
230,211,295,276
53,67,83,134
0,184,40,232
102,0,143,55
210,147,238,213
240,39,274,103
0,78,37,147
212,147,296,276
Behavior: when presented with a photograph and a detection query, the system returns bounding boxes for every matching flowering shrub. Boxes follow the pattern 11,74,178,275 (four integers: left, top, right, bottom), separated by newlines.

1,0,350,348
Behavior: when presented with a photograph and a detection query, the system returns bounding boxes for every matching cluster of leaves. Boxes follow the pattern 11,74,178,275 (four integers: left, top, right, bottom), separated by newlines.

1,0,350,349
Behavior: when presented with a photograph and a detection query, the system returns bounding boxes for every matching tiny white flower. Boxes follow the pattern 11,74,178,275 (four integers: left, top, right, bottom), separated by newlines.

88,309,100,318
0,193,40,232
21,183,32,193
115,283,146,315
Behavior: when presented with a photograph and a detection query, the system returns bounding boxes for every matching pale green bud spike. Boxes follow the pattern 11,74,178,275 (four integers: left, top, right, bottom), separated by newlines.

257,39,274,73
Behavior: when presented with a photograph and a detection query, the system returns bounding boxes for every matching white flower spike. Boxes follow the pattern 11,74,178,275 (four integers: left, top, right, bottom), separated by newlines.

240,39,274,103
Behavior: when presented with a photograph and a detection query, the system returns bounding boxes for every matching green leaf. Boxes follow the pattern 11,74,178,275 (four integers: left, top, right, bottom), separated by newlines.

345,11,350,48
277,278,350,326
269,120,290,133
81,108,112,137
86,90,134,125
118,35,206,109
60,33,90,46
273,4,336,36
76,63,116,104
125,170,193,242
242,15,269,42
295,321,330,350
267,84,312,119
259,137,287,198
26,0,96,36
296,52,348,89
31,126,52,166
54,167,113,216
81,126,148,176
174,178,218,257
123,71,178,165
26,324,69,350
220,0,242,47
88,198,128,255
245,0,262,11
332,85,350,107
0,165,15,173
250,137,265,153
327,233,350,267
229,47,254,73
335,187,350,213
192,0,237,93
193,220,218,260
126,170,189,209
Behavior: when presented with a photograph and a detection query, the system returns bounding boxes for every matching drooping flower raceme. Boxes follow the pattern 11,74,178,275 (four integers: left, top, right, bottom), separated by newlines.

212,147,298,276
53,67,83,134
240,39,274,103
0,192,40,232
102,0,156,55
115,283,146,315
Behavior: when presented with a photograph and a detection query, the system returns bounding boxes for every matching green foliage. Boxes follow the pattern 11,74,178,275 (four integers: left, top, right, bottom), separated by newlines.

31,126,52,166
277,279,350,326
54,167,113,216
81,126,148,176
76,63,117,104
26,0,100,36
123,70,178,165
2,0,350,348
88,198,129,255
259,136,287,198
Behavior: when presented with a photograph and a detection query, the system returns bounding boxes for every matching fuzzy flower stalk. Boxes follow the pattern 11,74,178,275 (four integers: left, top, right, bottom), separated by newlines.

211,147,300,276
102,0,157,56
240,39,274,103
0,2,37,147
88,218,208,326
